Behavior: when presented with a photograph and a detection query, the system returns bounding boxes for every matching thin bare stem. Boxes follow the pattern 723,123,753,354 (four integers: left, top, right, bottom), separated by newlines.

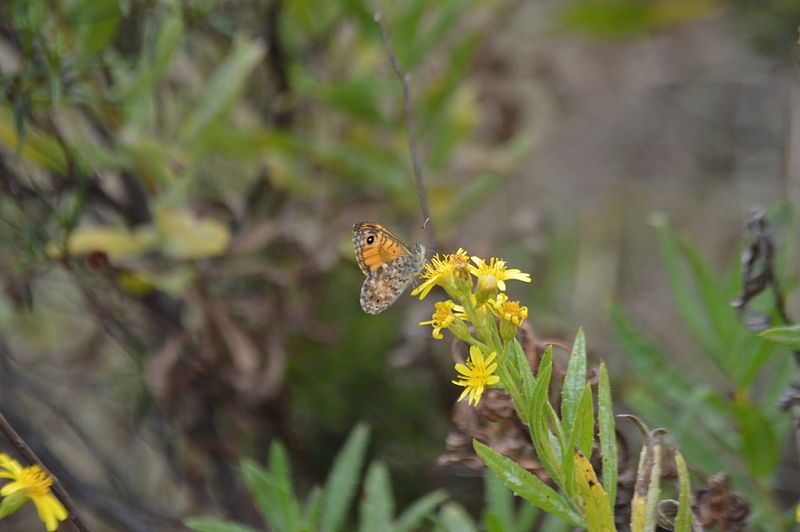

0,411,92,532
374,12,437,249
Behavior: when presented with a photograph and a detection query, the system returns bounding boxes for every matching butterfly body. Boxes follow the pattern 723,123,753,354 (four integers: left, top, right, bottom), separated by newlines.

353,222,426,314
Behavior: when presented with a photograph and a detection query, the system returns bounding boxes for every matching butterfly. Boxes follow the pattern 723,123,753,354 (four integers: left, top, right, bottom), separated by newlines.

353,222,426,314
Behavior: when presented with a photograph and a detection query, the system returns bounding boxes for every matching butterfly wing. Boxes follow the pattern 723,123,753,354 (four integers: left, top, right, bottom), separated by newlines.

360,252,422,314
353,222,413,275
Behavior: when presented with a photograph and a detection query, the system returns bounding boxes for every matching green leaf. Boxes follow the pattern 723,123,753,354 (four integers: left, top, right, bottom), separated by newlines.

652,217,721,357
610,306,693,399
70,0,121,56
183,518,258,532
759,324,800,350
484,469,514,532
321,424,370,532
438,502,478,532
529,348,564,485
474,441,583,528
0,491,27,518
558,0,717,39
181,37,266,145
122,12,185,128
395,490,447,532
561,328,587,428
359,462,394,532
563,385,593,499
240,452,299,532
268,442,302,531
509,339,536,415
597,363,617,513
515,504,539,532
731,396,779,478
575,384,594,457
673,452,692,532
304,486,323,531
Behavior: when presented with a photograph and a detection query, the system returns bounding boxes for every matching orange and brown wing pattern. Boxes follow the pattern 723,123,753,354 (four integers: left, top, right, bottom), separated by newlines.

352,222,412,275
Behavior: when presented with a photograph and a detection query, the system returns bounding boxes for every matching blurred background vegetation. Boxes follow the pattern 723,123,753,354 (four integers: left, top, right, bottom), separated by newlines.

1,0,800,530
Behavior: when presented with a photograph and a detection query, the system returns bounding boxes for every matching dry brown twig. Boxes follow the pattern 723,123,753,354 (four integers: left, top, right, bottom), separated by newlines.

373,12,438,249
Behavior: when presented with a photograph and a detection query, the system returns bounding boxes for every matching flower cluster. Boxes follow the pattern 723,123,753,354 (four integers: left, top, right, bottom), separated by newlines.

416,250,531,406
0,454,67,531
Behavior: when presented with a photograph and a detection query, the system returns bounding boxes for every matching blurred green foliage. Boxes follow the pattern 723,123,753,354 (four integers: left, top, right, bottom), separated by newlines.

1,0,800,529
612,214,797,529
557,0,719,39
0,0,532,525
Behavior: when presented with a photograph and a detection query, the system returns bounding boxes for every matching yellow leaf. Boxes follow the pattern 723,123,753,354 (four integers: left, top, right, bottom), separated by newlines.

155,208,230,259
50,226,156,261
574,449,616,532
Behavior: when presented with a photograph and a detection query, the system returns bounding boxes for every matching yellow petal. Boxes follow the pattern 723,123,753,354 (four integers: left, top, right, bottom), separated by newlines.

0,455,22,475
432,328,443,340
469,345,484,364
33,496,58,531
487,375,500,385
43,494,67,521
457,388,470,402
0,481,23,496
454,363,471,376
484,352,497,365
497,279,507,291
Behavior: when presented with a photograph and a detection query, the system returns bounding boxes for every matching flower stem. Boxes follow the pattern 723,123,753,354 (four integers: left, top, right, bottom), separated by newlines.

0,411,92,531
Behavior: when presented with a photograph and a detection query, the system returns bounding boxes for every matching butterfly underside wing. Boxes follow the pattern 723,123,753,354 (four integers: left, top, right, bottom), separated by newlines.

353,222,426,314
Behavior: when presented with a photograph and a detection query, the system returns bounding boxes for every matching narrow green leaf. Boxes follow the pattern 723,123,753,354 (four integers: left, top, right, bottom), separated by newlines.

474,441,583,528
181,37,266,145
510,338,536,419
304,486,323,531
483,512,504,532
673,452,692,532
240,451,300,532
395,490,447,532
240,459,279,529
731,396,779,478
359,462,394,532
563,385,593,499
677,239,740,346
610,306,694,399
561,328,587,427
321,424,370,532
268,443,302,531
515,503,539,532
598,363,617,513
759,324,800,350
183,518,258,532
438,502,478,532
576,384,594,456
529,348,564,484
70,0,120,56
484,469,514,532
652,217,721,356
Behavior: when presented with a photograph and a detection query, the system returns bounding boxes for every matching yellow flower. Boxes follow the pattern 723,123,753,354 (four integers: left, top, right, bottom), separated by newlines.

419,300,467,339
452,346,500,406
489,293,528,326
468,256,531,291
0,454,67,531
412,248,470,300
